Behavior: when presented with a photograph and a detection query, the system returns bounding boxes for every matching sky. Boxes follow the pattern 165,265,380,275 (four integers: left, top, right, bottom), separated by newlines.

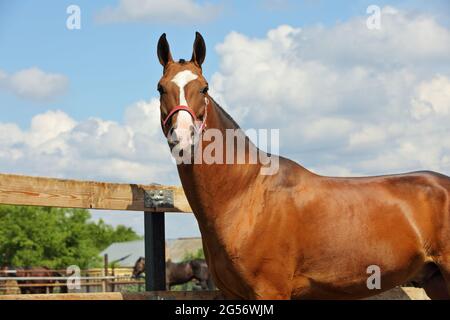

1,0,449,238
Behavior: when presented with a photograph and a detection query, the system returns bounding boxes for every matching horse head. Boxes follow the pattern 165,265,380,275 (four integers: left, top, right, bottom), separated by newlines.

132,257,146,278
156,32,210,158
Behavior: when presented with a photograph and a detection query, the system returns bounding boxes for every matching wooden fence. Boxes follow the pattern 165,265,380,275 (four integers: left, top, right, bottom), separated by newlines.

0,266,143,294
0,172,212,300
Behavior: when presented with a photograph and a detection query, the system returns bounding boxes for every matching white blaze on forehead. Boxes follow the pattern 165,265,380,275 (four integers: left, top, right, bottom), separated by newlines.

170,70,198,149
171,70,198,106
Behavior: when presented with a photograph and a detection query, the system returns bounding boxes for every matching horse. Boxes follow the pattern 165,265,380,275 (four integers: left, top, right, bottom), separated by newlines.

155,32,450,299
167,259,215,290
132,257,146,279
13,267,68,294
132,257,215,290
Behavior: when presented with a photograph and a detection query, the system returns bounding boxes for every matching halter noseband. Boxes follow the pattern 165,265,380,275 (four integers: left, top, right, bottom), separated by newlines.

162,98,209,134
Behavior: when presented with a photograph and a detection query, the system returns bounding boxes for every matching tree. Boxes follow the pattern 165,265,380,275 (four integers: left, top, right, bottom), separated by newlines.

0,205,140,269
87,219,141,252
182,248,205,262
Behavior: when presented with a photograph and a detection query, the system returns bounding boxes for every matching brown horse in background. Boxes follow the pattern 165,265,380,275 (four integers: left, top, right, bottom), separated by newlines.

132,257,215,290
155,32,450,299
132,257,146,279
14,267,67,294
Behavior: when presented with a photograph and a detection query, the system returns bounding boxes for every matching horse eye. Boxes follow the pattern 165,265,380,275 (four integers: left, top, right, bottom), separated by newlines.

157,84,165,94
201,86,209,94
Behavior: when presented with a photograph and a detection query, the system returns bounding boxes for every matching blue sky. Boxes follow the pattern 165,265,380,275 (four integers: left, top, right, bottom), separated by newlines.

1,0,450,237
1,0,448,126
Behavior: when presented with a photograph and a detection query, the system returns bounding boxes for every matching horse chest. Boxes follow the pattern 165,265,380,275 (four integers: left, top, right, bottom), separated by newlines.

203,243,258,299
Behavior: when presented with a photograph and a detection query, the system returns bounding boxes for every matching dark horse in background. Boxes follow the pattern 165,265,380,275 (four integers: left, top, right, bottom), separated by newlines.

1,266,68,294
132,257,215,290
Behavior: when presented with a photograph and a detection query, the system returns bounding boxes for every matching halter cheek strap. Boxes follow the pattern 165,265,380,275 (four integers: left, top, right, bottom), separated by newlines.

162,98,209,133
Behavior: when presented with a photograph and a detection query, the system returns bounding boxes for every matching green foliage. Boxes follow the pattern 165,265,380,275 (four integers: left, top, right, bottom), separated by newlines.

181,248,205,262
171,282,196,291
0,205,140,269
120,283,145,293
87,219,141,253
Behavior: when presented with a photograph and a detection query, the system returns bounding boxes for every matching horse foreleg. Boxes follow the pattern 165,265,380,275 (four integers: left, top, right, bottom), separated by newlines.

206,277,216,290
432,255,450,300
423,271,449,299
199,280,209,290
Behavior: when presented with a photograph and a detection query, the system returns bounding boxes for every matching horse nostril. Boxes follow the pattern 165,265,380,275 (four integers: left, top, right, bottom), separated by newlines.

168,127,179,145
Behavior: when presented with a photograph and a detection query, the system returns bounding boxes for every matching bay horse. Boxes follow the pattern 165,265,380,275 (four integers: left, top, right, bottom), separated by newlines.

132,257,215,290
1,266,68,294
132,257,146,279
155,32,450,300
16,267,68,294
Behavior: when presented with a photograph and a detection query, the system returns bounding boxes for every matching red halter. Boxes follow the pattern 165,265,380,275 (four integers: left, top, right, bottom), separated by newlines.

162,100,208,133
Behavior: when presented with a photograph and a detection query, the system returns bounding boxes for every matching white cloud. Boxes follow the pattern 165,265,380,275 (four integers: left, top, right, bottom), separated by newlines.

0,70,7,82
0,81,215,238
348,126,387,149
0,99,197,237
0,99,177,184
0,67,68,101
304,9,450,70
411,75,450,120
96,0,221,24
211,8,450,176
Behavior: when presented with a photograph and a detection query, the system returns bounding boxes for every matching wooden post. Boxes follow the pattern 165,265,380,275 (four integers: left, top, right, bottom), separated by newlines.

111,265,115,292
103,254,108,292
86,269,90,293
144,212,166,291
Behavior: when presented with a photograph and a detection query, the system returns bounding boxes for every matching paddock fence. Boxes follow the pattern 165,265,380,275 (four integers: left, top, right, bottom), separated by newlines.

0,172,222,300
0,266,145,294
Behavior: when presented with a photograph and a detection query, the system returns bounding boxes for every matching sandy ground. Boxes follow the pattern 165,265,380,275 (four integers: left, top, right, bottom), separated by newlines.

0,281,432,299
366,287,430,300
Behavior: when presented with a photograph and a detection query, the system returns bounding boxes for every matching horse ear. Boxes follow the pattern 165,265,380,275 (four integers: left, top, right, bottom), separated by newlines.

191,31,206,68
157,33,173,67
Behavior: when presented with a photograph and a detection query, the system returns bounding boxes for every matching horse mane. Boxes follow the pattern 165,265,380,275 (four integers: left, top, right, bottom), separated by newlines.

210,96,241,130
210,96,265,155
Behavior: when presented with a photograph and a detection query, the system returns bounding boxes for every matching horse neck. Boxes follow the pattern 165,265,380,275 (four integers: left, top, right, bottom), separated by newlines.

177,98,262,230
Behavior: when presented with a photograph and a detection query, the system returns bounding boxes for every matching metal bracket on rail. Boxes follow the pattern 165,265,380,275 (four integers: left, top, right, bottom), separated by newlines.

144,189,174,209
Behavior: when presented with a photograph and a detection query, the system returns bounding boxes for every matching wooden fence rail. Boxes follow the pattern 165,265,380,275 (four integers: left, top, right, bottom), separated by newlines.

0,173,196,298
0,173,191,212
0,276,116,281
0,281,144,289
0,291,223,300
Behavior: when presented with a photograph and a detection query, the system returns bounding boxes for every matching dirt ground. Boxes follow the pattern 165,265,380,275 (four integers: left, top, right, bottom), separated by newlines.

0,281,432,299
